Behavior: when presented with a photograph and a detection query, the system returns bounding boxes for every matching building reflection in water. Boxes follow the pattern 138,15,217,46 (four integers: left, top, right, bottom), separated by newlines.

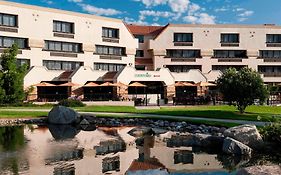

174,150,194,164
126,136,169,175
53,163,75,175
94,139,126,155
102,156,120,173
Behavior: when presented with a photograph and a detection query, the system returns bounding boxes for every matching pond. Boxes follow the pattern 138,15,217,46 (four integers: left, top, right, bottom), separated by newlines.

0,125,279,175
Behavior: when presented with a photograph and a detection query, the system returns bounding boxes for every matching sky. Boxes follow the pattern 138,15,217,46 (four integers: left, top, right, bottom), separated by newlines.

6,0,281,26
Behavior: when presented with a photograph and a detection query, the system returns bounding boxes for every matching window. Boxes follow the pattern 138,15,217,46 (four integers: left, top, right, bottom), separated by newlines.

134,35,144,43
43,60,83,70
17,59,30,68
174,33,193,42
0,36,28,49
94,63,125,71
102,27,119,38
135,65,146,70
53,20,74,34
166,65,202,72
136,50,144,57
96,45,125,56
260,50,281,58
258,66,281,73
213,50,247,58
0,13,17,27
266,34,281,43
221,34,239,43
44,41,82,53
166,49,201,58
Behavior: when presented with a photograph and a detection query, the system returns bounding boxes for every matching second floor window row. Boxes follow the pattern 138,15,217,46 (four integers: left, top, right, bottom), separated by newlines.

0,36,28,49
44,40,82,53
214,50,247,58
167,49,201,58
260,50,281,58
96,45,126,56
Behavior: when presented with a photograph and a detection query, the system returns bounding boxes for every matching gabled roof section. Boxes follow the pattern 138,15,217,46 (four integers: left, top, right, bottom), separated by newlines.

125,24,167,37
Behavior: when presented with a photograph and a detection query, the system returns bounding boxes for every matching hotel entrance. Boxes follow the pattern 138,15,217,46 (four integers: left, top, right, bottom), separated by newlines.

128,81,167,105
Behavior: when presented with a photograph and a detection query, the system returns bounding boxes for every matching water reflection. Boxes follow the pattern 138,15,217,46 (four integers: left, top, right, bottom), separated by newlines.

0,125,279,175
48,124,80,140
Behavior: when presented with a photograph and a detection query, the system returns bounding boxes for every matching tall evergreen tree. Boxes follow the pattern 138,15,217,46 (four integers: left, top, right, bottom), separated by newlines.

0,44,27,104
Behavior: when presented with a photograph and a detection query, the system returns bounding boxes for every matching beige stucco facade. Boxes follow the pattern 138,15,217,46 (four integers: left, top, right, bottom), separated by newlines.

149,24,281,83
1,0,281,93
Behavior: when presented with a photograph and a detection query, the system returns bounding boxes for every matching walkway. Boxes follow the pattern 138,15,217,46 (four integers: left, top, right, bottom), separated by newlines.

0,108,268,126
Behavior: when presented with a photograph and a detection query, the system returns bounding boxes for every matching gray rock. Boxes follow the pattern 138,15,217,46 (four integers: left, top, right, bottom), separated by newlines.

80,119,90,125
223,124,264,150
128,127,155,137
223,137,252,155
48,106,79,125
237,165,281,175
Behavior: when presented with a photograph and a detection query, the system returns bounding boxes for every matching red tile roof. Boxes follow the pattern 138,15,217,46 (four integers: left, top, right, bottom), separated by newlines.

126,24,166,36
127,159,166,172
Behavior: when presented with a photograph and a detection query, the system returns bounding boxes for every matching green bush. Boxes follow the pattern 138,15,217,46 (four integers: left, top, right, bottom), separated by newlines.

260,122,281,144
58,98,85,107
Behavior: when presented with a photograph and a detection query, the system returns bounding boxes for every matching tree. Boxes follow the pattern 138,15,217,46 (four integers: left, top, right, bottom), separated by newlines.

217,67,269,113
0,44,27,104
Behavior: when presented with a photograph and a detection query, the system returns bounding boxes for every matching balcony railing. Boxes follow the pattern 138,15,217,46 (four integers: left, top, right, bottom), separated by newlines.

261,72,281,77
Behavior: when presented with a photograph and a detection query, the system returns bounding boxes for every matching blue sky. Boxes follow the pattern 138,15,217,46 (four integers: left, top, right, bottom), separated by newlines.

6,0,281,26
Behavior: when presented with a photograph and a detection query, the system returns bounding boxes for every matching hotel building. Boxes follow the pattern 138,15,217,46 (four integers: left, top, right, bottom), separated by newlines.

1,1,281,102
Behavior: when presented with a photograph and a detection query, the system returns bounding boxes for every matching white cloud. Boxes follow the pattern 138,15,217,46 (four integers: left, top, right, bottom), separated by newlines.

68,0,83,2
67,0,122,16
79,4,122,16
183,13,215,24
188,3,200,15
135,0,190,13
41,0,54,5
140,10,176,20
238,10,254,17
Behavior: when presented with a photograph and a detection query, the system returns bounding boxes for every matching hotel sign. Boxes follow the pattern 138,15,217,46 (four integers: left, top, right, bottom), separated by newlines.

134,73,160,78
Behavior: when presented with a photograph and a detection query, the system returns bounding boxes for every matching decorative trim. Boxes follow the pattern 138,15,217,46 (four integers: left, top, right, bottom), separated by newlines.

50,52,78,57
221,43,239,47
171,58,196,62
0,26,18,33
217,58,243,62
53,32,74,39
263,73,281,77
100,55,122,60
173,42,193,46
0,48,22,54
102,37,119,43
263,58,281,62
266,43,281,47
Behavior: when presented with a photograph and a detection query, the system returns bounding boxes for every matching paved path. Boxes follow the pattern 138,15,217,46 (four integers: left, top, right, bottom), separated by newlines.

0,108,268,126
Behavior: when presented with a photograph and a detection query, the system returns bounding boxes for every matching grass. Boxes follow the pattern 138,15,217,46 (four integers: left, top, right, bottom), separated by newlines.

76,105,281,122
0,111,48,118
0,105,280,122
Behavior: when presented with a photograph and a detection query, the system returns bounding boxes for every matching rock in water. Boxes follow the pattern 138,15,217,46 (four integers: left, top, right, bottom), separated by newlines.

223,124,264,150
48,106,79,124
237,165,281,175
223,137,252,155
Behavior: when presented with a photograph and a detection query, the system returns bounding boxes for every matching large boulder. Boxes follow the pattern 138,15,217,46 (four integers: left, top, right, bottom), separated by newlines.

223,124,264,150
48,106,79,124
223,137,252,155
237,165,281,175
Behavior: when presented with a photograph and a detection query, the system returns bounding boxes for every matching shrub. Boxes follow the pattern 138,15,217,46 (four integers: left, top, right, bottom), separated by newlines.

58,98,85,107
260,122,281,144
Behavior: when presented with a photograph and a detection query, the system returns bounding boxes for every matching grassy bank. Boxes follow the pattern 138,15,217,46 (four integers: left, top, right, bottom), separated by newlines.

0,105,280,122
76,105,281,122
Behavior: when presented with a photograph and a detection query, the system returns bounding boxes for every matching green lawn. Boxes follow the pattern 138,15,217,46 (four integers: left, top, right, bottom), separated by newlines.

0,105,280,122
76,105,281,122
